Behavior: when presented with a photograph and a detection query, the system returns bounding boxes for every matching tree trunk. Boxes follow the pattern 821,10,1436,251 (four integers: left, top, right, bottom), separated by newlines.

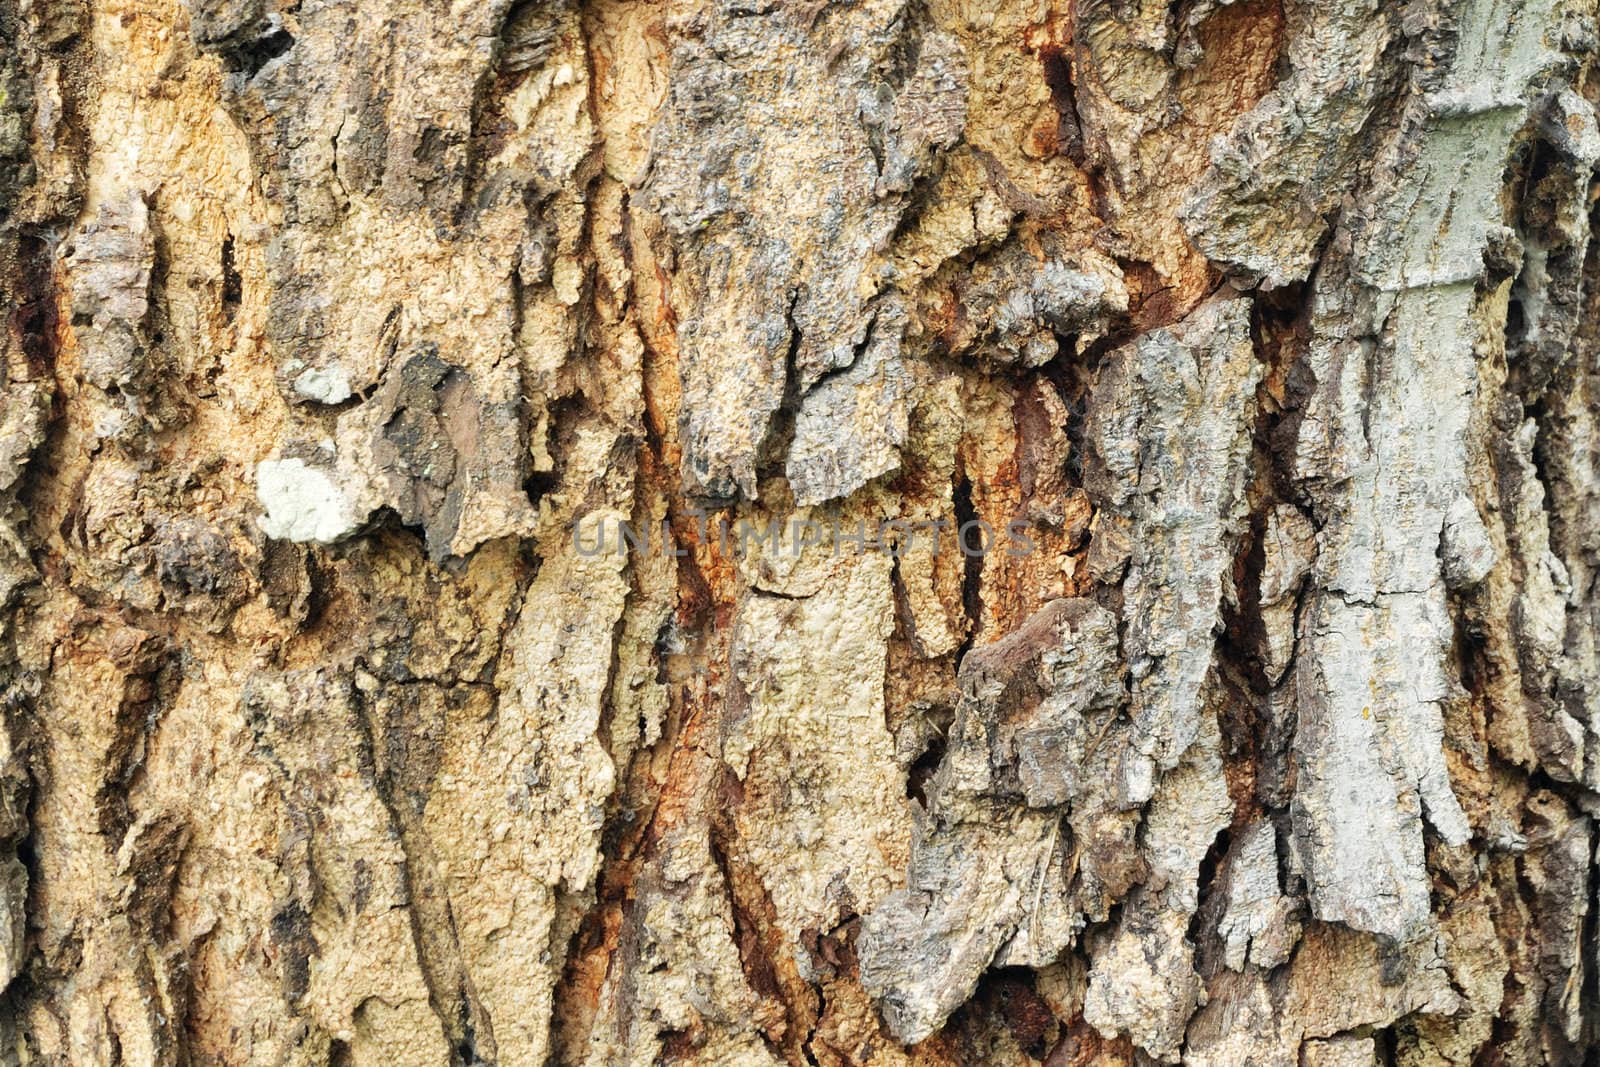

2,0,1598,1062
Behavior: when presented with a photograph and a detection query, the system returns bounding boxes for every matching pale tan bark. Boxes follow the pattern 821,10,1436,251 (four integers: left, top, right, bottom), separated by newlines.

1,0,1598,1064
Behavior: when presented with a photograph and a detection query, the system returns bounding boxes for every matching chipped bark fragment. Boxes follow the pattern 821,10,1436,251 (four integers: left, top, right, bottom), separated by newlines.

786,300,911,506
418,509,631,1065
1141,702,1233,914
63,192,158,439
859,598,1124,1044
1441,493,1497,590
1182,0,1394,288
0,381,49,496
1292,584,1472,940
725,553,909,952
929,240,1130,369
647,2,965,499
1085,295,1262,789
357,348,539,560
1082,889,1201,1063
1521,791,1593,1060
1215,820,1301,971
240,668,454,1062
65,194,152,388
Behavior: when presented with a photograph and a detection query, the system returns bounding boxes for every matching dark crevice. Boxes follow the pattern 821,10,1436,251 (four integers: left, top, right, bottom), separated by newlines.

751,288,805,491
952,469,983,661
906,729,946,808
220,233,242,321
1356,310,1391,456
1186,826,1232,948
1036,43,1085,165
363,505,433,561
233,27,295,79
461,0,565,224
1039,334,1096,488
346,680,484,1065
455,1011,484,1066
1374,1026,1399,1067
705,826,796,1064
985,968,1060,1060
1582,822,1600,1050
1523,766,1592,811
1224,505,1274,694
10,234,60,380
522,469,559,510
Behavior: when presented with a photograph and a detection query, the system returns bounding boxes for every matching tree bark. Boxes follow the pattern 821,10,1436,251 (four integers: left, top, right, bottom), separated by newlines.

2,0,1599,1063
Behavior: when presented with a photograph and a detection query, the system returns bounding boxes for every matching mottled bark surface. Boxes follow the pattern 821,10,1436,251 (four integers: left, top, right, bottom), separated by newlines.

2,0,1600,1063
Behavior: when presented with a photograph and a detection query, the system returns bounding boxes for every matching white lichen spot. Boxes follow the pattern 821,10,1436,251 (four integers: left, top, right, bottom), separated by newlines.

293,364,353,405
256,458,360,543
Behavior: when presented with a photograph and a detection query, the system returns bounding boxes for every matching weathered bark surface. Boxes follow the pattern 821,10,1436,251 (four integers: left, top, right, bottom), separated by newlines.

2,0,1600,1062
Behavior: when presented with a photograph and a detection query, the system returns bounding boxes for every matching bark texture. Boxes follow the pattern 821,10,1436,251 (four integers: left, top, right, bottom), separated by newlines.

2,0,1600,1063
